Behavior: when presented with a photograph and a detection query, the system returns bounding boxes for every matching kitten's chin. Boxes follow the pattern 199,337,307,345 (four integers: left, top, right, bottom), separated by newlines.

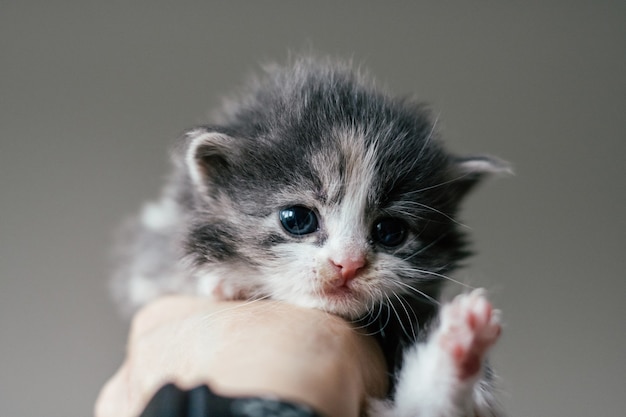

291,290,371,320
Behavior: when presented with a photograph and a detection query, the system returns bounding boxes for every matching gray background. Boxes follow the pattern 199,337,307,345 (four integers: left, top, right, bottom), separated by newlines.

1,2,624,416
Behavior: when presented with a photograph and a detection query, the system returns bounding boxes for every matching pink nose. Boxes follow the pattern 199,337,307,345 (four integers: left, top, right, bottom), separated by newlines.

330,255,367,283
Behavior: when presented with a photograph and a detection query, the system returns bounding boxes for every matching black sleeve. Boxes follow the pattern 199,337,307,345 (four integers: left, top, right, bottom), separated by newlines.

139,383,325,417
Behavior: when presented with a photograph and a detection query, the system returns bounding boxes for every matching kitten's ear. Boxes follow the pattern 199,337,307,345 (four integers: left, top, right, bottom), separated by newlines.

183,128,238,191
449,155,512,198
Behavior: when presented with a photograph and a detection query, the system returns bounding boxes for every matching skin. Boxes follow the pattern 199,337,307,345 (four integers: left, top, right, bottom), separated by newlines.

95,296,388,417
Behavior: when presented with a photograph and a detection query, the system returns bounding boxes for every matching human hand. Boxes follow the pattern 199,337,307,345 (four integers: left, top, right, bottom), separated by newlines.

94,296,387,417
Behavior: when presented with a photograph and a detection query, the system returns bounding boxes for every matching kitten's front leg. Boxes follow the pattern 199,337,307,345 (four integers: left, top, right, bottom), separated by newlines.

370,289,503,417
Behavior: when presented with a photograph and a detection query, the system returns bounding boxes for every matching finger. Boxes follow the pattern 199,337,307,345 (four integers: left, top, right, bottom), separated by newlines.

94,362,133,417
129,296,232,344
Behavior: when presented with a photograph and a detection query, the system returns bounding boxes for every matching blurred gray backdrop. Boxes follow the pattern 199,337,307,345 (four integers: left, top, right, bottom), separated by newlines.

1,2,624,416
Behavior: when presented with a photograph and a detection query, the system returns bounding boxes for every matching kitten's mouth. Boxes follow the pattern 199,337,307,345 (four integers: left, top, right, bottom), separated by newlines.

315,285,370,318
322,285,353,298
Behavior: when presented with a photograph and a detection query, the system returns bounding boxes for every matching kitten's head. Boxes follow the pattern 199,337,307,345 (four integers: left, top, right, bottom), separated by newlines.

178,58,507,319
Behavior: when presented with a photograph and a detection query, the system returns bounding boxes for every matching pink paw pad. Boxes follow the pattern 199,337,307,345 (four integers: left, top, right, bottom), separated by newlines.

438,289,502,380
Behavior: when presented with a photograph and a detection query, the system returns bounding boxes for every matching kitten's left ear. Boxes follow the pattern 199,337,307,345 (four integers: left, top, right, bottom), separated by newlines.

449,155,512,197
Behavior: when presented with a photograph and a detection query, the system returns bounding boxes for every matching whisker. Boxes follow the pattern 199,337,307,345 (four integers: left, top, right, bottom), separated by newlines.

393,263,468,287
401,170,478,196
390,279,441,306
366,299,392,339
404,267,474,289
392,201,469,228
353,302,388,337
400,232,450,262
385,293,413,341
196,294,272,323
349,297,383,331
382,207,427,221
393,293,417,341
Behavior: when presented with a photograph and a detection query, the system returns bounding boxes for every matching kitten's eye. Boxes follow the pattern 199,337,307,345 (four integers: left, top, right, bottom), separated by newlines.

373,218,407,247
279,206,319,236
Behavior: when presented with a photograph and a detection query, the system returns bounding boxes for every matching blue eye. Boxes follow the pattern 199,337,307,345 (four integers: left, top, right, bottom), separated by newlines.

373,218,407,247
279,206,319,236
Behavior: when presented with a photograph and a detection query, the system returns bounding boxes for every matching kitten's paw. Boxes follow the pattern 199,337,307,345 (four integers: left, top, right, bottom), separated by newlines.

438,289,501,380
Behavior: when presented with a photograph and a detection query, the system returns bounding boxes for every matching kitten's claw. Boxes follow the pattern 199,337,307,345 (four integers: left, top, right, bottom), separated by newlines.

438,289,501,380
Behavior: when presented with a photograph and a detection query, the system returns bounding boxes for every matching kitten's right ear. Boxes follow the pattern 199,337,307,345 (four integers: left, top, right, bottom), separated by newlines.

183,128,237,192
447,155,513,200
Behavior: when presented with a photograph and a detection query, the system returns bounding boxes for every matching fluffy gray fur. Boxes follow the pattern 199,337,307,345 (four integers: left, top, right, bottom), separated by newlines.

113,56,508,416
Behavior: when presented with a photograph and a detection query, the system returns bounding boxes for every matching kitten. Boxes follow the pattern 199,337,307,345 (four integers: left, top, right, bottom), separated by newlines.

113,56,508,416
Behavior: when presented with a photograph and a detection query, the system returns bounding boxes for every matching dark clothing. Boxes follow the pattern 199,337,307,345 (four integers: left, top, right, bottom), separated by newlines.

140,383,324,417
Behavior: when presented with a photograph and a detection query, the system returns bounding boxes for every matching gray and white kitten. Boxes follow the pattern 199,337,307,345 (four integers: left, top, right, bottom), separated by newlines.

114,57,508,417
